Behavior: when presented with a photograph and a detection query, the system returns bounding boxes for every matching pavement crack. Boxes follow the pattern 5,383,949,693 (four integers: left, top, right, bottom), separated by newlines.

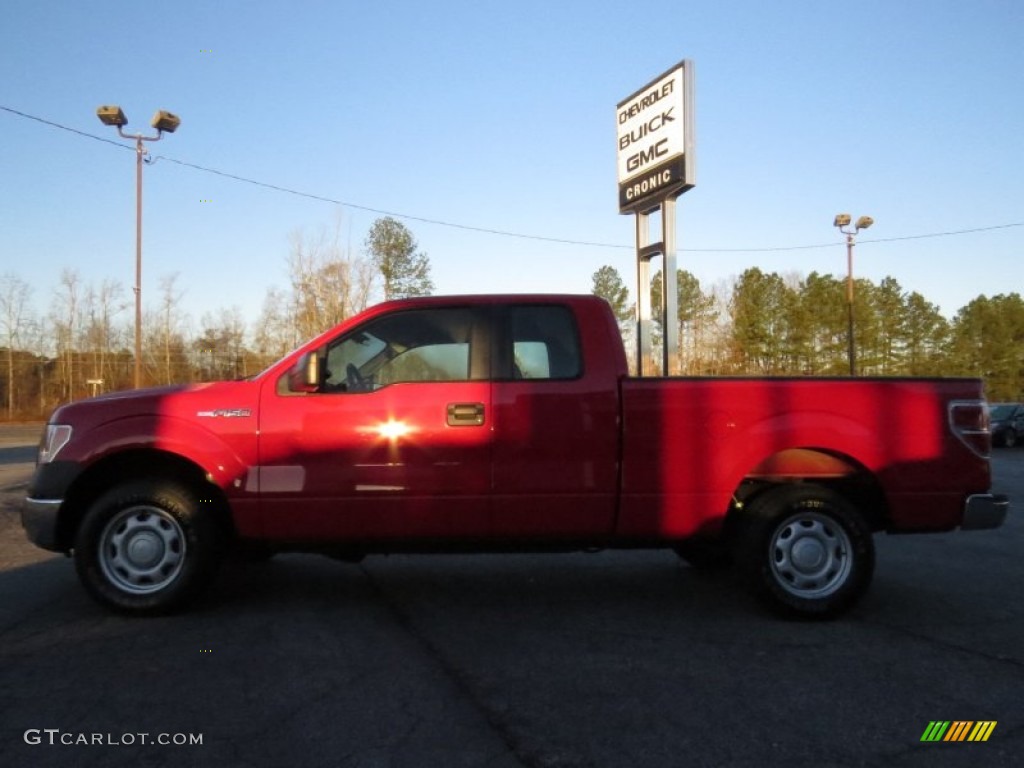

358,562,536,768
860,615,1024,670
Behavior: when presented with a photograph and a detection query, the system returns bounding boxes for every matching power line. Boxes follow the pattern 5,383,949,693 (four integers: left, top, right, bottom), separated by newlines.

156,155,630,249
859,223,1024,245
1,105,134,152
681,222,1024,253
4,104,1022,252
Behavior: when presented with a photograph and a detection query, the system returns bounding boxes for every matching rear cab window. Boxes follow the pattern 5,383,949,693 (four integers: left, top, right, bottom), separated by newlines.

507,305,582,381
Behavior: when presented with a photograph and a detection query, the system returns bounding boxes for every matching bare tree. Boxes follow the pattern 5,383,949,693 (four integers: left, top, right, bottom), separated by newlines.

51,268,82,401
82,278,127,394
22,317,51,415
194,307,247,380
288,218,375,340
0,273,33,418
254,287,297,364
153,273,189,385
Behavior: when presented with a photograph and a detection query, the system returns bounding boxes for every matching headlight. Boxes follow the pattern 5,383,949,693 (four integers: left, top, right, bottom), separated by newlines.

38,424,73,464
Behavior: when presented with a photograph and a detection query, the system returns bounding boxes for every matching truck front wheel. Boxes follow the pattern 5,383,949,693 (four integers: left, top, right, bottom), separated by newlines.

735,484,874,619
74,481,221,615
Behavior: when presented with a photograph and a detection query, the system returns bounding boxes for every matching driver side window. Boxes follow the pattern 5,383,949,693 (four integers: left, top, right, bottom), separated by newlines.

323,308,476,392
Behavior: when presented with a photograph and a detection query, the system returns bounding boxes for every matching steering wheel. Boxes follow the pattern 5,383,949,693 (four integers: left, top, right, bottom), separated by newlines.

345,363,368,392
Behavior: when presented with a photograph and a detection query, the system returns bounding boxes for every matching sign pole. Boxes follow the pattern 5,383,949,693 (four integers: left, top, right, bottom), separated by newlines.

661,196,679,375
633,198,680,376
636,210,653,375
616,59,695,377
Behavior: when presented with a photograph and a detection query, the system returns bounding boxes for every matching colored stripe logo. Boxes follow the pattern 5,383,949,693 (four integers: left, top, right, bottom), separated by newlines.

921,721,996,742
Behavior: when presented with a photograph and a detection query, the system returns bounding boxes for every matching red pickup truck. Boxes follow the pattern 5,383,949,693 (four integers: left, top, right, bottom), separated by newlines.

23,294,1008,618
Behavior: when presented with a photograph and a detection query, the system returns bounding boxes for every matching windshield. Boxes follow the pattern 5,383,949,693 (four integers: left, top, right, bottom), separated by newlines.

989,404,1015,420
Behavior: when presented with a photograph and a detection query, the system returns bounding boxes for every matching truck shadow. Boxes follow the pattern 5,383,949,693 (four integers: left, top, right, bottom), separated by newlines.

212,551,769,621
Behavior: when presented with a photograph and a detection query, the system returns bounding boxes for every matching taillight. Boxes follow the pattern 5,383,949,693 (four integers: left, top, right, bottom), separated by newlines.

949,400,991,458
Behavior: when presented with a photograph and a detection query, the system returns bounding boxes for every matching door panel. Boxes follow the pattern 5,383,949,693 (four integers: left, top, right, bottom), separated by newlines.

257,307,492,541
490,305,618,538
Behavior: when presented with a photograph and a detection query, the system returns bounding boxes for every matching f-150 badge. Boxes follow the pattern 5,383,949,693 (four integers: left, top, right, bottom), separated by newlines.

197,408,252,418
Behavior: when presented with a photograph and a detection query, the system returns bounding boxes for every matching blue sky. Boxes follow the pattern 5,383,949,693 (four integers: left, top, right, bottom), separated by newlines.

1,0,1021,333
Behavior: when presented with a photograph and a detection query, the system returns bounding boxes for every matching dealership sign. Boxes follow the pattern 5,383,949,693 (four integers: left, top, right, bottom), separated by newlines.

616,61,695,213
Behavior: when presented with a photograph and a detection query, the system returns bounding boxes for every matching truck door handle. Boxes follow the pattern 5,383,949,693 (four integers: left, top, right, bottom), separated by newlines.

447,402,485,426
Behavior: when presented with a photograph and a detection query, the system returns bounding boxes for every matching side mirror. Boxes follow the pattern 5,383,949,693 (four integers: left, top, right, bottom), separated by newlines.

288,352,320,393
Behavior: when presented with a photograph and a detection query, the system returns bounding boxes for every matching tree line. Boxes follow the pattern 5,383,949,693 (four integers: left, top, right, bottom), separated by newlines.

0,217,433,420
2,230,1020,420
592,264,1024,400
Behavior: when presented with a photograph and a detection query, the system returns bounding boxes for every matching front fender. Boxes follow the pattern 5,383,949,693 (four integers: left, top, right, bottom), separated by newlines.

68,414,254,492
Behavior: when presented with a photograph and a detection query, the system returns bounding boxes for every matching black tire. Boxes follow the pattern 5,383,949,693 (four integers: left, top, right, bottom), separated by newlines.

74,481,222,615
1004,429,1017,449
734,484,874,619
673,538,732,570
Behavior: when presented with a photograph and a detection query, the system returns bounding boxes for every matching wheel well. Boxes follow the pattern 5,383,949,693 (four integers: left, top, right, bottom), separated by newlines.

56,449,235,551
729,449,890,533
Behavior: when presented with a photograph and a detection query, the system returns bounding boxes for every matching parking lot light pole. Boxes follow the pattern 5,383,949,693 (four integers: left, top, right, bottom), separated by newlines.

833,213,874,376
96,105,180,389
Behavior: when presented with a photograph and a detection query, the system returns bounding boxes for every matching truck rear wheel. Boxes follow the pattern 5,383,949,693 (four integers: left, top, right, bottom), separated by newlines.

74,481,221,615
735,484,874,619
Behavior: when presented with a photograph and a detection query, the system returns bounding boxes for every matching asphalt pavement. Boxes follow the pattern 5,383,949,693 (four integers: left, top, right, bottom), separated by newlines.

0,423,39,492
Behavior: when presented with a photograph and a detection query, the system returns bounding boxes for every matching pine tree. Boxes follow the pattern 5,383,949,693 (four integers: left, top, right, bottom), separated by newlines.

365,217,434,300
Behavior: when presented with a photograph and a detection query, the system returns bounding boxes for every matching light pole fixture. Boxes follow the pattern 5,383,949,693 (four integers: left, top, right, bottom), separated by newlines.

96,105,180,389
833,213,874,376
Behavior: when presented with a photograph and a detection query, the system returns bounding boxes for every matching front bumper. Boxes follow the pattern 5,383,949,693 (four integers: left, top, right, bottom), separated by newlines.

962,494,1010,530
21,460,82,553
22,497,65,552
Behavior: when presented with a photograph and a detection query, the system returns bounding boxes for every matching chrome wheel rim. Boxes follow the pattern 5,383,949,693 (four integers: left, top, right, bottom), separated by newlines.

768,511,852,598
98,506,186,594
